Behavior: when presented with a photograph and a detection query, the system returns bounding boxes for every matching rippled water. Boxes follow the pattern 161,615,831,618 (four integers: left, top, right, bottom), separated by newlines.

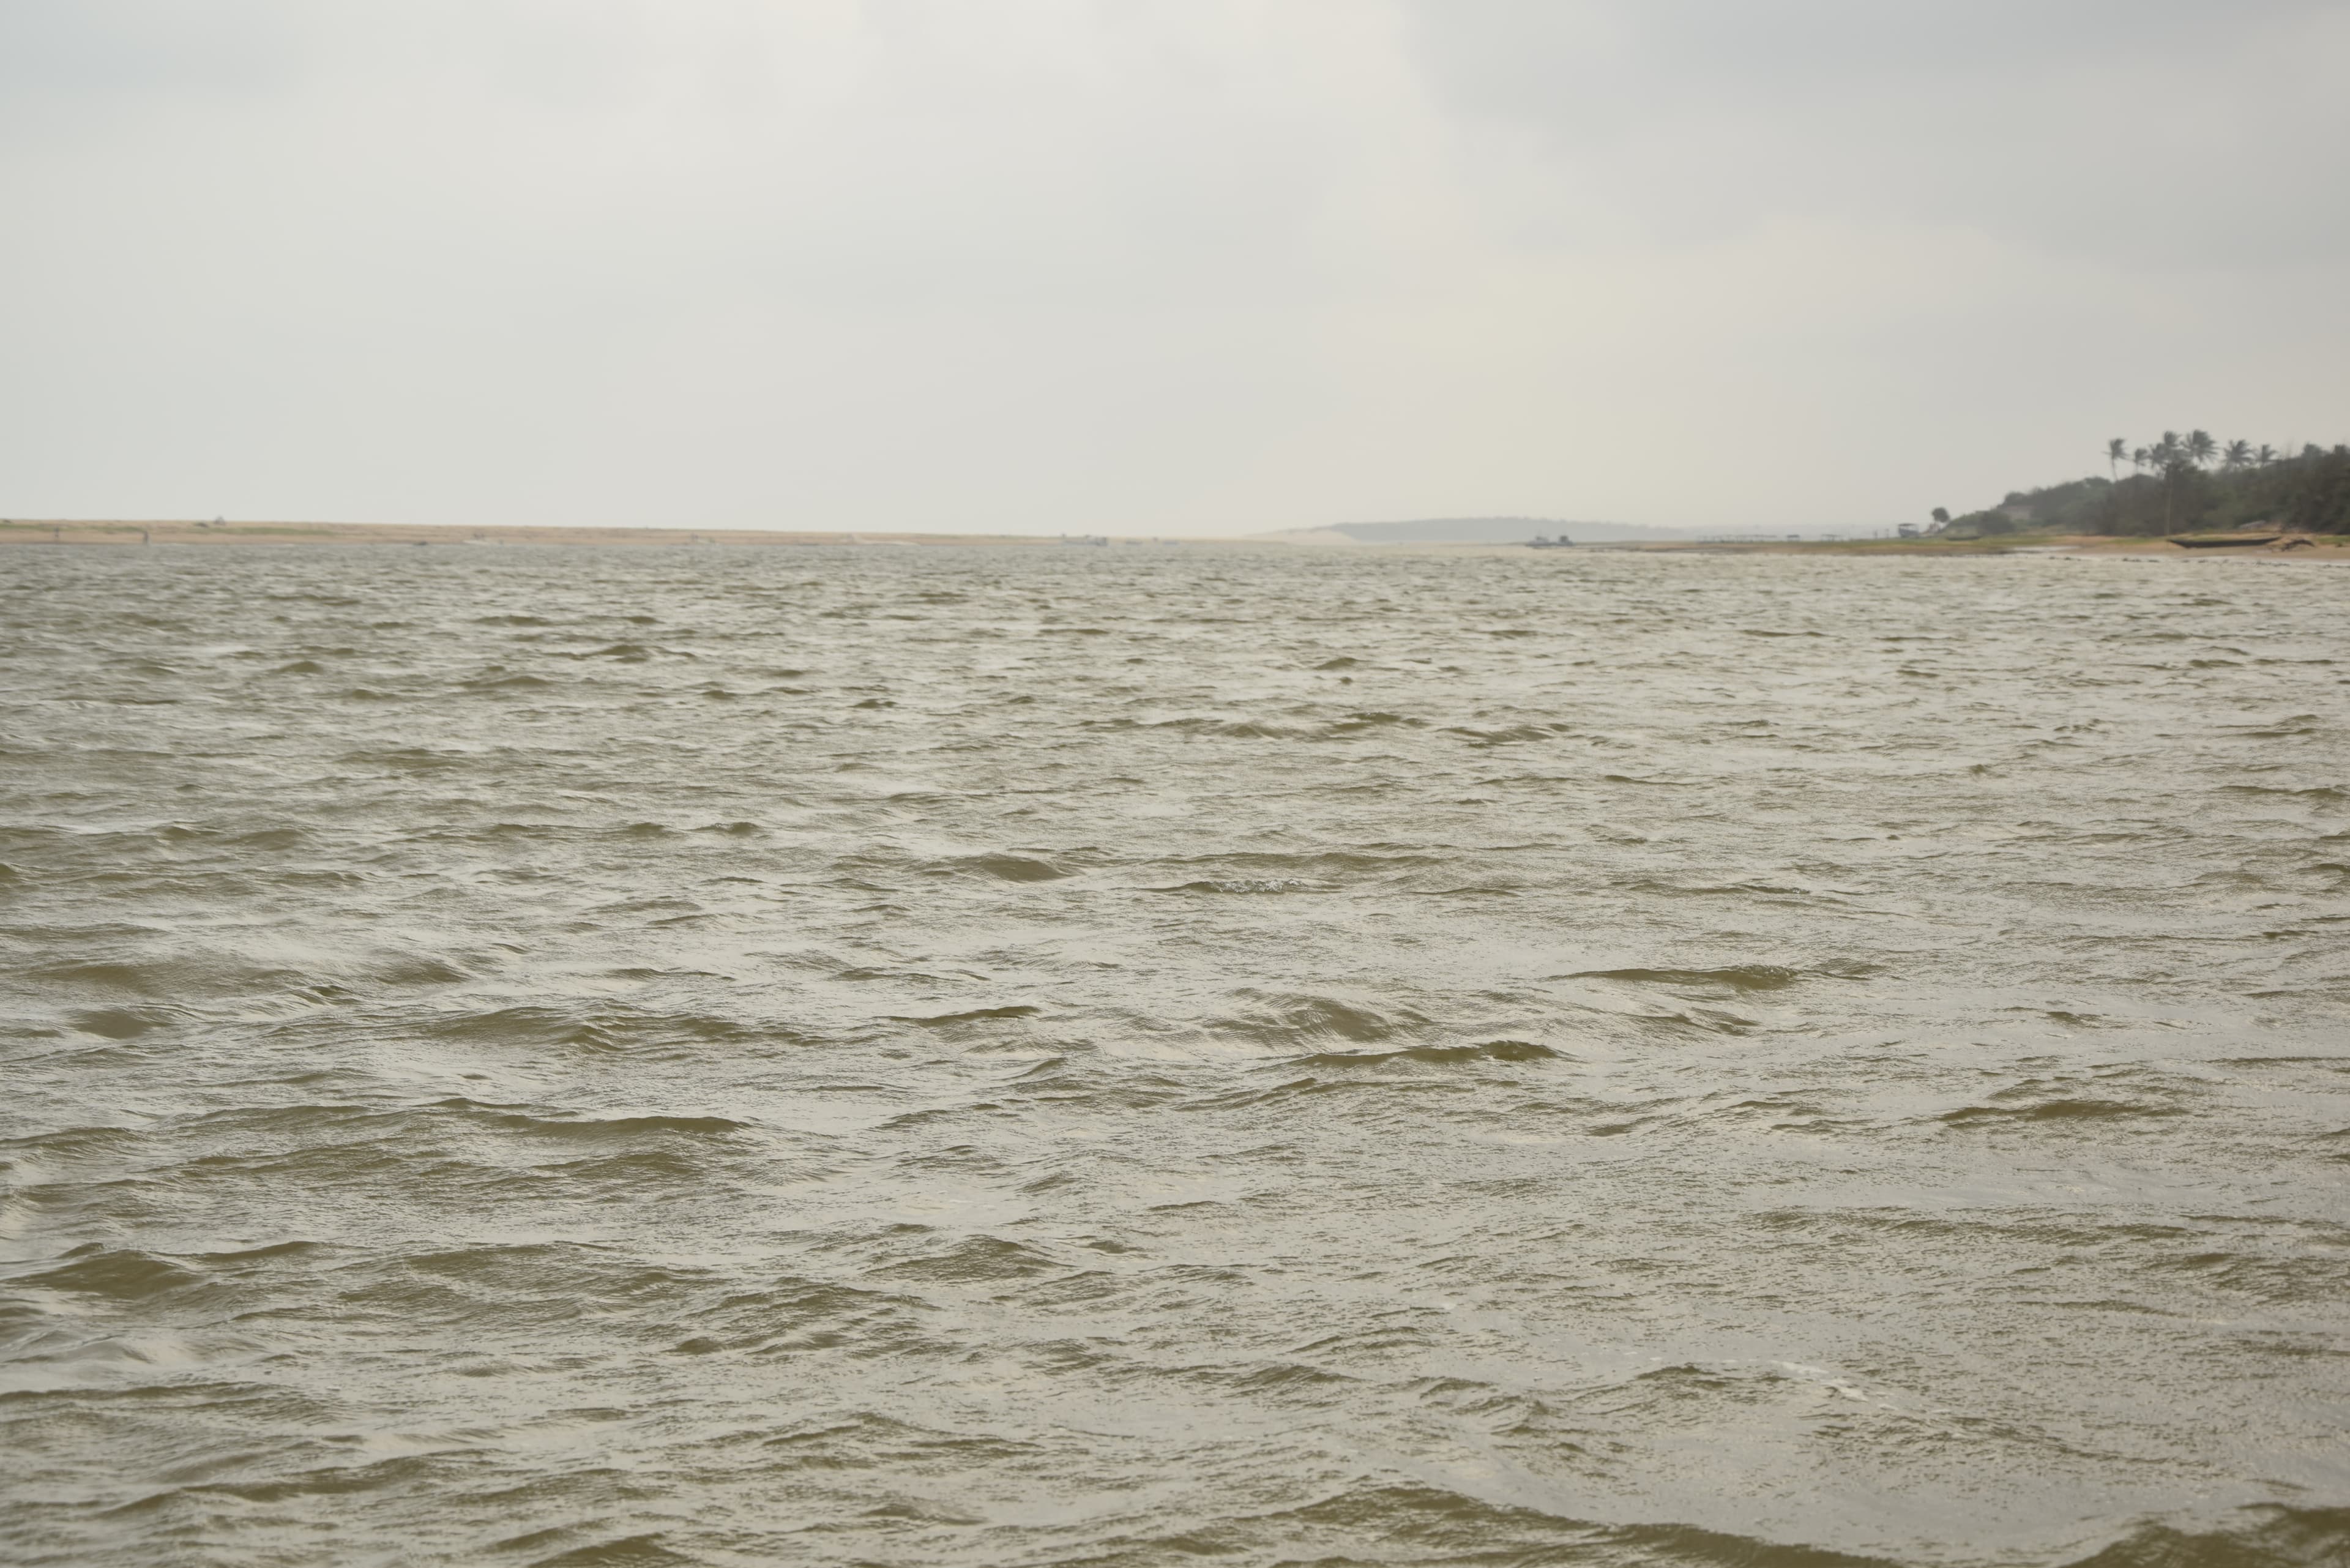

4,544,2348,1567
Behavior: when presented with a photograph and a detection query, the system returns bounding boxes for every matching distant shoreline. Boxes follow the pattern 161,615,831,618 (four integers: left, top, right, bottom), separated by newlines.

2,518,2343,561
0,519,1068,549
1595,531,2350,561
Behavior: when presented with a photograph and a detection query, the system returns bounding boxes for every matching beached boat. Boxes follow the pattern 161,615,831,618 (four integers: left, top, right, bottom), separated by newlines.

2171,534,2280,549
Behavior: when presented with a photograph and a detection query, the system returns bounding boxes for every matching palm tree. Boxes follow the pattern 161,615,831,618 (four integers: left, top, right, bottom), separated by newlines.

2223,439,2252,471
2106,438,2128,480
2256,444,2278,466
2150,433,2187,532
2187,430,2217,468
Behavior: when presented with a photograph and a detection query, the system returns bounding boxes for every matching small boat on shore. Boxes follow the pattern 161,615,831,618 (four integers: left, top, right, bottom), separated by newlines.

2171,534,2281,549
1527,534,1575,549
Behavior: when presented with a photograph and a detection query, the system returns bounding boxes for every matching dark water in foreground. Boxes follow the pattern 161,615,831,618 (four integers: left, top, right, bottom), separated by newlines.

3,545,2347,1568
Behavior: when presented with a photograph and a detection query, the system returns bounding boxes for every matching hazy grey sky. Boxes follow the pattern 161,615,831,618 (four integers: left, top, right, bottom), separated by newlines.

4,1,2345,534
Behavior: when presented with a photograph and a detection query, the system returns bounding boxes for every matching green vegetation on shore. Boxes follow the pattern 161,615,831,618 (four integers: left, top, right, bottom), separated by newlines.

1934,433,2350,539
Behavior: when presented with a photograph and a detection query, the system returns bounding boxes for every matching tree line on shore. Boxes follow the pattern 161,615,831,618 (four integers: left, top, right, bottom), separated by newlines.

1931,432,2350,538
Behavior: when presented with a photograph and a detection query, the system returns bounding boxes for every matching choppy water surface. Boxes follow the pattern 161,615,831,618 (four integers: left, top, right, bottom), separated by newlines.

3,545,2348,1567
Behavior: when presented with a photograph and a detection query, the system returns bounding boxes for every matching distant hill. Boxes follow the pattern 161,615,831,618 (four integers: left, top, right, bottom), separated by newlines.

1259,516,1688,545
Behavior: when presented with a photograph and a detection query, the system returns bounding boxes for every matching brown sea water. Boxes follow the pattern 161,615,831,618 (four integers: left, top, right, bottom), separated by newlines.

2,543,2346,1567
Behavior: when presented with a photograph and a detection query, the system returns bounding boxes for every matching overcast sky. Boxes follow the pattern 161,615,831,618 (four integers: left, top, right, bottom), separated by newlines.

4,1,2345,535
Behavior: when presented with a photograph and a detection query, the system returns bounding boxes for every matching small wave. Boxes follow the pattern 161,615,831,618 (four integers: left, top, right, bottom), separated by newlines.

887,1006,1041,1027
1444,724,1561,747
1323,711,1422,736
1217,995,1412,1047
17,1247,203,1301
340,745,469,769
1192,1482,1899,1568
1616,878,1835,900
1941,1098,2182,1125
68,1007,171,1039
1296,1039,1559,1067
1569,965,1803,992
439,1103,748,1141
544,1149,706,1182
395,1244,711,1304
942,853,1070,883
2217,784,2346,803
755,1410,1042,1465
363,954,471,986
194,1241,324,1264
527,1534,696,1567
1126,714,1314,740
185,1100,381,1132
29,955,308,999
2068,1505,2350,1568
2219,713,2324,737
1224,1359,1360,1392
425,1007,622,1050
876,1236,1062,1284
0,1124,141,1160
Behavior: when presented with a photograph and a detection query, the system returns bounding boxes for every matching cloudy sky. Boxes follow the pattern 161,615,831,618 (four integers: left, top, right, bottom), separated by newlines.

3,1,2345,535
